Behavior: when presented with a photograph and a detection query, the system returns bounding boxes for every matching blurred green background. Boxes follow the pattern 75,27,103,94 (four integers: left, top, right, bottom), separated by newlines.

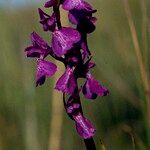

0,0,150,149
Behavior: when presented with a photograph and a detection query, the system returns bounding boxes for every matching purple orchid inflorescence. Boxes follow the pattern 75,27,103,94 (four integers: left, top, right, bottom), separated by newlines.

25,0,109,147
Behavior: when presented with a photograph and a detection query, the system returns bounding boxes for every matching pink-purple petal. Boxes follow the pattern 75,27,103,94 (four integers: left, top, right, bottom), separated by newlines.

74,113,96,139
82,74,109,99
55,67,77,95
62,0,93,11
25,46,50,58
31,32,48,49
36,59,57,86
52,27,81,56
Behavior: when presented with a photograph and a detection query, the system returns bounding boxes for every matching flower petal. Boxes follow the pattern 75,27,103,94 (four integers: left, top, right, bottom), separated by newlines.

62,0,92,11
36,59,57,86
31,32,48,49
25,46,50,58
55,67,77,94
74,113,96,139
52,27,81,56
82,74,109,99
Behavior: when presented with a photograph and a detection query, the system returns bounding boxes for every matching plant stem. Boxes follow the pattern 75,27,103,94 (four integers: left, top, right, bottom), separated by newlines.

53,5,62,29
84,138,96,150
53,1,96,149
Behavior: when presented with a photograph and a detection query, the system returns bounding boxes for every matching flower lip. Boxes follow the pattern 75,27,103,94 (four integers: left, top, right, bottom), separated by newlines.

64,98,96,139
36,59,57,86
52,27,81,57
73,113,96,139
55,67,77,95
82,74,109,99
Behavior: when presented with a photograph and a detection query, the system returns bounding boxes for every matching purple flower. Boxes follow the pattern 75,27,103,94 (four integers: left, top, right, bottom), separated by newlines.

63,0,97,34
74,113,96,139
52,27,81,56
25,32,50,58
38,8,56,32
36,59,57,86
25,0,109,145
82,73,109,99
55,67,77,95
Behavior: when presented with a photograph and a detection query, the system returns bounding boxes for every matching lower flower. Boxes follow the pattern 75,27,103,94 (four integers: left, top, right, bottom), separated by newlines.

73,113,96,139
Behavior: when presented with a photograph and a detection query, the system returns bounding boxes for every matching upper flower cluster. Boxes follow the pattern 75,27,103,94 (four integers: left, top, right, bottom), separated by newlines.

25,0,109,139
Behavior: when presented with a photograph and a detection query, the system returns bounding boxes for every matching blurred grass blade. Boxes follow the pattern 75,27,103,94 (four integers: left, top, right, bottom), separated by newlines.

140,0,148,66
122,0,150,127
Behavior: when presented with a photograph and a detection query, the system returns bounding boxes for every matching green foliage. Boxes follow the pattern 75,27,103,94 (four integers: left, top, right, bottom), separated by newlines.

0,0,149,149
